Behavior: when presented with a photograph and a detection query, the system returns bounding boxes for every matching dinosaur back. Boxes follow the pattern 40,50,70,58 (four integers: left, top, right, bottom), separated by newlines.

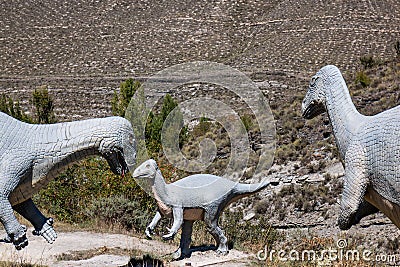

165,174,238,207
172,174,236,188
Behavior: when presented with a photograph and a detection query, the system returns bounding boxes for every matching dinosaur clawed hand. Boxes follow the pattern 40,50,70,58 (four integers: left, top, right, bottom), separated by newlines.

32,218,57,244
162,231,176,241
145,227,154,239
161,226,176,240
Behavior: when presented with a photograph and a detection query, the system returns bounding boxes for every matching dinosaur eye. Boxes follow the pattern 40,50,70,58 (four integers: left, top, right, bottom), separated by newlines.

310,76,320,87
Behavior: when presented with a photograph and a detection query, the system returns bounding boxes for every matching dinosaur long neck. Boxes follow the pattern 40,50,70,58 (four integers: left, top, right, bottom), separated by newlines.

153,171,169,203
9,117,117,205
33,119,107,161
325,76,364,159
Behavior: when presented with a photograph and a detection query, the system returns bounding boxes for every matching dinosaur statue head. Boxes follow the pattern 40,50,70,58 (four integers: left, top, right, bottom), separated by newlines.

99,117,136,176
302,65,341,119
132,159,158,184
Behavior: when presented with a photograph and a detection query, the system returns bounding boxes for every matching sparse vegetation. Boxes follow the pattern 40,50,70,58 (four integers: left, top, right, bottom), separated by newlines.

395,41,400,57
0,94,31,123
111,78,141,117
87,195,151,232
32,86,56,124
34,157,157,233
0,263,46,267
355,71,371,88
360,55,376,69
0,86,55,124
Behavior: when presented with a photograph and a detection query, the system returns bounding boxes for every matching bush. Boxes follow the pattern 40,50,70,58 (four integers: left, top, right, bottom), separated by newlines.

87,195,151,232
355,71,371,87
222,209,281,251
395,41,400,57
360,55,376,69
34,157,156,229
112,78,141,117
145,94,187,156
32,86,56,124
240,114,254,132
0,94,32,123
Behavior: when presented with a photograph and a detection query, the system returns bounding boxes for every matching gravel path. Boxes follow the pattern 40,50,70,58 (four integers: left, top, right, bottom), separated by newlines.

0,228,253,267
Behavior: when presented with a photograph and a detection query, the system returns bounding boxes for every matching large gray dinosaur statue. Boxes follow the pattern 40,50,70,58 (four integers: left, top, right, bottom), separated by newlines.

0,112,136,249
132,159,278,259
302,65,400,230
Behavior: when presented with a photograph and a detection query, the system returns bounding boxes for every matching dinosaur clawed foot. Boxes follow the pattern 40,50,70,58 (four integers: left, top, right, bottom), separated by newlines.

338,209,356,230
216,247,229,256
32,218,57,244
172,248,191,260
9,225,28,250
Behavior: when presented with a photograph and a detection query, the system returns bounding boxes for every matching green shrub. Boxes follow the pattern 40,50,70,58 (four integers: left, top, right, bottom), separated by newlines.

0,86,55,124
145,94,187,156
395,41,400,57
222,209,281,251
240,114,254,132
0,94,32,123
112,78,141,117
191,118,212,137
360,55,376,69
32,86,56,124
34,157,156,229
87,195,151,232
355,71,371,87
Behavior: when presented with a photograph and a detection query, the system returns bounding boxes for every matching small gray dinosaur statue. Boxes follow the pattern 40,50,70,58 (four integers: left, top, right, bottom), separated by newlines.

132,159,278,259
0,112,136,249
302,65,400,230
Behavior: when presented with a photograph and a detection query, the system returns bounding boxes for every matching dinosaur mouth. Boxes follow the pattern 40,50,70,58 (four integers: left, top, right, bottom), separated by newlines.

106,150,129,177
302,101,325,119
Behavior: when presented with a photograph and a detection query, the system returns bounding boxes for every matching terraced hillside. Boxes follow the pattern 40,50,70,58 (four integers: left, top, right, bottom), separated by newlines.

0,0,399,120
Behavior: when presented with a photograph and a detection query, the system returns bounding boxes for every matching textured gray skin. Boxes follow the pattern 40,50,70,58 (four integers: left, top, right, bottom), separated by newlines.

0,112,136,249
132,159,277,259
302,65,400,230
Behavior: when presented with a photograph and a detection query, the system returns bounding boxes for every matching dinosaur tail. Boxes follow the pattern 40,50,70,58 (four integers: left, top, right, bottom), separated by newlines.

234,179,278,195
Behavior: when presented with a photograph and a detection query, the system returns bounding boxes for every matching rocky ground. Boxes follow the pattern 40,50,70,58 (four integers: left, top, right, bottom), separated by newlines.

0,228,252,267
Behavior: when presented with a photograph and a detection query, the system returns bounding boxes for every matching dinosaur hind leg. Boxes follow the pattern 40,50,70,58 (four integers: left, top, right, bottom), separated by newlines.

173,220,194,260
13,199,57,244
204,211,228,255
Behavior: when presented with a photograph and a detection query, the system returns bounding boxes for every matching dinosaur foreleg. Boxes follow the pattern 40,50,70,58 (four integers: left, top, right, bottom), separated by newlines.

0,196,28,250
0,163,30,250
338,148,368,230
162,207,183,240
145,211,162,239
204,211,228,255
13,199,57,244
173,220,194,260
